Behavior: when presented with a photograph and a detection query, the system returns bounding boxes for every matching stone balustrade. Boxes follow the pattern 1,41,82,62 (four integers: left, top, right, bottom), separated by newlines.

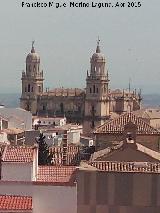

90,161,160,173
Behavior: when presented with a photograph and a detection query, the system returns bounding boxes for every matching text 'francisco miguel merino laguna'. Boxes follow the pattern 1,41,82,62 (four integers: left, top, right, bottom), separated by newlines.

21,1,142,8
21,1,116,8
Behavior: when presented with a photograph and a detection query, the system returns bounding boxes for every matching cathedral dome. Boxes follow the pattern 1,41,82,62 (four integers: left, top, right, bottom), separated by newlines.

26,42,40,62
91,40,105,61
92,52,105,60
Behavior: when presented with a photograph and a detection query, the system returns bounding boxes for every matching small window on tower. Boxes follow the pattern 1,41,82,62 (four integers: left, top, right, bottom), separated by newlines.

97,88,98,93
28,84,30,92
91,121,95,129
39,86,41,93
93,85,96,93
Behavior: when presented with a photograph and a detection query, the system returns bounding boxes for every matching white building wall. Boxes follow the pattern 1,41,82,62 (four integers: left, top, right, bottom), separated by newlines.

33,185,77,213
1,162,33,181
68,131,80,144
0,132,9,144
0,181,33,196
0,108,32,130
33,118,66,127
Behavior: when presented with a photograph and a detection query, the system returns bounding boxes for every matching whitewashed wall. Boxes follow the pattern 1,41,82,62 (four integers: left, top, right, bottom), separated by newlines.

33,185,77,213
1,162,33,181
0,181,33,196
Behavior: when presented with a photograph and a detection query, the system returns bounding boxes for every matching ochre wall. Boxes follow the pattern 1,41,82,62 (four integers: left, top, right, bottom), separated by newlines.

77,170,160,213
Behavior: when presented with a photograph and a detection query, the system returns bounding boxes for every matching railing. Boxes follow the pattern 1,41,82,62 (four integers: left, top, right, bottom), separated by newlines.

90,161,160,173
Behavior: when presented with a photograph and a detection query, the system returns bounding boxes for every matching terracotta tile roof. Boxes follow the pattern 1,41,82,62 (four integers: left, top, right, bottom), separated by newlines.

3,128,24,135
2,146,34,163
94,112,160,135
37,166,76,183
0,195,32,211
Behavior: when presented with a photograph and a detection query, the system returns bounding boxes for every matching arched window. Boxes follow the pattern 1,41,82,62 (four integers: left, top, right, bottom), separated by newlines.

78,106,81,112
28,84,30,92
60,103,64,113
39,86,41,93
91,121,95,129
93,85,96,93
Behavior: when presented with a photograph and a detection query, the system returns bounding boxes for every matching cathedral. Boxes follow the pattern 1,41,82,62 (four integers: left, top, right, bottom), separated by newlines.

20,41,142,133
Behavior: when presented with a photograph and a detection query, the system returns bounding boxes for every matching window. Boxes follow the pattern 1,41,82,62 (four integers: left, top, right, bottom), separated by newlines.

90,88,92,93
25,87,27,92
28,84,30,92
91,121,95,128
96,88,98,93
60,103,64,113
78,106,81,112
39,86,41,93
93,85,96,93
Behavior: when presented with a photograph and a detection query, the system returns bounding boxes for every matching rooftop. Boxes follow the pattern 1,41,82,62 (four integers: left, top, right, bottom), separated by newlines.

89,141,160,173
94,112,160,135
3,128,24,135
133,108,160,119
40,88,85,97
2,146,35,163
0,195,32,211
36,166,76,184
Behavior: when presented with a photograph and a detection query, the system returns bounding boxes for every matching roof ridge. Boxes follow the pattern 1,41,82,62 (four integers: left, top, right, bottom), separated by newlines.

94,112,160,134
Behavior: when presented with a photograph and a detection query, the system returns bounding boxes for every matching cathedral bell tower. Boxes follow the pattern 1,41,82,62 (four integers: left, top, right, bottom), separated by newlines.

83,40,110,133
20,42,44,114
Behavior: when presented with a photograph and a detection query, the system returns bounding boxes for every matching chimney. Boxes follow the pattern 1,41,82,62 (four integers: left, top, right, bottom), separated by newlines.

32,143,39,181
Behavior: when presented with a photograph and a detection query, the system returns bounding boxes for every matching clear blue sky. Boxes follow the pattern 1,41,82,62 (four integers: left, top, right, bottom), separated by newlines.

0,0,160,94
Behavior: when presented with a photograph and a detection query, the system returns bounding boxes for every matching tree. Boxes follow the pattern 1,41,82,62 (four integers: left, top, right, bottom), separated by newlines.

36,133,52,165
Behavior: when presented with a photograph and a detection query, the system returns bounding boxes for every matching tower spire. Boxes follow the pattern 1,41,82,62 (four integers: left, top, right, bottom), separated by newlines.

128,78,131,93
96,37,101,53
31,40,35,53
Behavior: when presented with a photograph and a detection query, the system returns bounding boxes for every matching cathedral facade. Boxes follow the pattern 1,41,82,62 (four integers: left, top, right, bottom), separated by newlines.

20,41,142,133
